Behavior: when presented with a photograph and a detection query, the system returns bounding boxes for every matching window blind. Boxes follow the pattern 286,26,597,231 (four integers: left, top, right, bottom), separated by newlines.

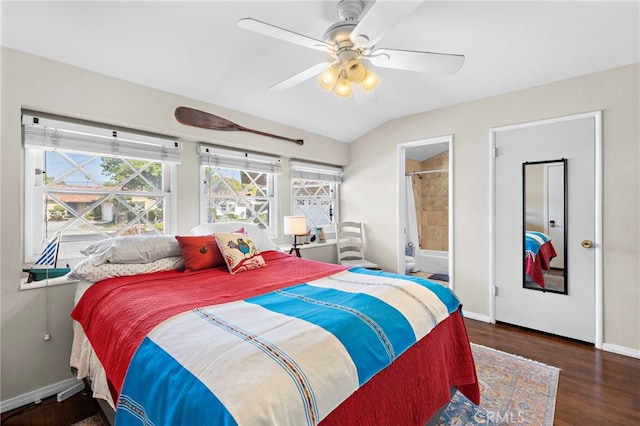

290,160,342,183
199,144,282,174
22,113,182,163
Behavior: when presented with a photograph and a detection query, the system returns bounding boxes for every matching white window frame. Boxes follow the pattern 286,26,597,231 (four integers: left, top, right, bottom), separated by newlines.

290,160,341,238
23,113,181,262
198,144,281,238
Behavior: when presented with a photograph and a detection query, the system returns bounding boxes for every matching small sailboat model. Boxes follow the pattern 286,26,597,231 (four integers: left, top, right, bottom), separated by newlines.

23,232,70,282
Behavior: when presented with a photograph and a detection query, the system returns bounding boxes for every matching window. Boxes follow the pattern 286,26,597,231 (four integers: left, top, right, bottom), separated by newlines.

199,145,280,237
23,113,181,262
290,160,341,235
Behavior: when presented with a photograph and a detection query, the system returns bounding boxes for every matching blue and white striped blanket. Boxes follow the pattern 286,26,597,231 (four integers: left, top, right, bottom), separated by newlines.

525,231,550,258
115,268,460,426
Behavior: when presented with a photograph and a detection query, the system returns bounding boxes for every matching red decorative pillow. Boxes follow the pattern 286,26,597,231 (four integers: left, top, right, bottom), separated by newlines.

175,235,225,271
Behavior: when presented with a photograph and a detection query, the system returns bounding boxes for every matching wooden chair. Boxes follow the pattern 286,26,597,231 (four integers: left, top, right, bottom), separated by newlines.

335,221,380,269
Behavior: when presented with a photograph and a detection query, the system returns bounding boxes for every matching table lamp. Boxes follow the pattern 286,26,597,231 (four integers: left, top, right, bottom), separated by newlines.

284,215,307,257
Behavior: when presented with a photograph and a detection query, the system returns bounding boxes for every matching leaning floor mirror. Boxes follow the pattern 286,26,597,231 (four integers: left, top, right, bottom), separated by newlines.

523,158,567,294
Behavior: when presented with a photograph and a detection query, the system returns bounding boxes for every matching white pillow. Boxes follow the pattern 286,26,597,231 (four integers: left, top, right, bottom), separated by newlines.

190,222,281,252
81,235,182,266
69,256,184,282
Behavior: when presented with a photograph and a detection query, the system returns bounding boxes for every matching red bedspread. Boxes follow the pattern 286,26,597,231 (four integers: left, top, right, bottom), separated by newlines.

322,309,479,425
72,251,347,393
72,251,479,424
525,240,558,287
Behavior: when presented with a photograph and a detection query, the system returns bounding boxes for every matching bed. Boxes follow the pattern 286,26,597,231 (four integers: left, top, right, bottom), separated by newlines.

69,223,479,425
525,231,558,288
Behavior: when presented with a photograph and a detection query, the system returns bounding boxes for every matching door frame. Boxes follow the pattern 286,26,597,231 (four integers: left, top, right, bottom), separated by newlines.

397,135,454,291
489,111,603,348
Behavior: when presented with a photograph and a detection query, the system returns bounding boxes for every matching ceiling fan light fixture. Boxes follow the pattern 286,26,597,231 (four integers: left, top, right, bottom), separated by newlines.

334,72,353,97
345,59,367,83
318,64,340,91
239,1,466,102
360,69,380,92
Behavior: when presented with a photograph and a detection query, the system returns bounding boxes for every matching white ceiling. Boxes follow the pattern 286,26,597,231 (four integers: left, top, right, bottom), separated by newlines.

2,1,639,143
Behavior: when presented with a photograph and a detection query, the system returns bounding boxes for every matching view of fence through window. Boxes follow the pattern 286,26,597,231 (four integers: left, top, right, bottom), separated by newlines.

42,149,167,241
202,166,275,230
292,178,336,229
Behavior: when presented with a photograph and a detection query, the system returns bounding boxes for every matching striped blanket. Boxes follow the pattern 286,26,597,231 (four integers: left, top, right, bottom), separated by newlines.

525,231,558,286
525,231,550,258
115,268,459,425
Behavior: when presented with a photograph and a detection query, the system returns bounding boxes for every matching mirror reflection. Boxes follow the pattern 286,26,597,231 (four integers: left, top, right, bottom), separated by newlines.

523,159,567,294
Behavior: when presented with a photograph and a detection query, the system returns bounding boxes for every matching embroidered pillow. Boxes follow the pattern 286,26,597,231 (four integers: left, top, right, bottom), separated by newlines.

175,235,225,271
215,232,266,274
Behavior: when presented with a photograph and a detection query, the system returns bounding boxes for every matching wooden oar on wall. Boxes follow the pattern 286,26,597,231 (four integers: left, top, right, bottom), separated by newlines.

175,106,304,146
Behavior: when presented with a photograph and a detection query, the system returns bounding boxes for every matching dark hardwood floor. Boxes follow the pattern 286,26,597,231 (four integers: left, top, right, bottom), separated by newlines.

2,319,639,425
464,318,640,425
1,388,102,426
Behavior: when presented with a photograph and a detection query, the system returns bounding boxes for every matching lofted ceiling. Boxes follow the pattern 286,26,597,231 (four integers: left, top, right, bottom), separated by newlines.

2,1,639,143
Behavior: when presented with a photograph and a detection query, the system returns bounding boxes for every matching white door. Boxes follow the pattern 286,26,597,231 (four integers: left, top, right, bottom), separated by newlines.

547,164,565,268
494,113,599,343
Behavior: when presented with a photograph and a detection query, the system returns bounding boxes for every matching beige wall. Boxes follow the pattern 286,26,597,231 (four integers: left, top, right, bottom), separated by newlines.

0,47,348,402
344,63,639,352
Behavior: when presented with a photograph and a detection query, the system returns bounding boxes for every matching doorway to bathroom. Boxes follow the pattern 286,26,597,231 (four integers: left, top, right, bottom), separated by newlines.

398,135,454,290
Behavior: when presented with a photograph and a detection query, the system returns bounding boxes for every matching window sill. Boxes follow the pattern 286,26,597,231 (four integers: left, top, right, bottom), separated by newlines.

19,274,79,291
279,239,336,252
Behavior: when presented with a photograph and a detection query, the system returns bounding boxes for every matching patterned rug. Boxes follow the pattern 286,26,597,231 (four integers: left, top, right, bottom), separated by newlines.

436,343,560,425
72,414,106,425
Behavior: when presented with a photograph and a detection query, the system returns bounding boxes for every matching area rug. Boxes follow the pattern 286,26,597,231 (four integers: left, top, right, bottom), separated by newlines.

72,414,106,426
436,343,560,425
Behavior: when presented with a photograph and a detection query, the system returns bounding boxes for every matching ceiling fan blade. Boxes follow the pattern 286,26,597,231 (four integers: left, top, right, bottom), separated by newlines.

350,1,424,49
238,18,335,52
366,48,465,75
269,62,332,91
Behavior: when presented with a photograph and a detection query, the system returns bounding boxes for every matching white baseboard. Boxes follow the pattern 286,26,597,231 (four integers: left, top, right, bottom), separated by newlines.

461,313,640,359
602,342,640,359
462,311,492,323
0,377,82,413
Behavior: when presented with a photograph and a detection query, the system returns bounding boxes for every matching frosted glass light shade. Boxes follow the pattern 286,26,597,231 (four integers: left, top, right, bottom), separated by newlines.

361,69,380,92
318,64,340,91
334,74,353,97
318,61,379,98
283,216,307,235
346,60,367,83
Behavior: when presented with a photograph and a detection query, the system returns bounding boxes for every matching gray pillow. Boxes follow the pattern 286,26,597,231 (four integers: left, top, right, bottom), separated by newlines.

81,235,181,266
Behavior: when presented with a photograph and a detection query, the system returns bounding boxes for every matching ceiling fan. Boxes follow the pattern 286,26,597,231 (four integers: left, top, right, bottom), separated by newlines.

237,0,465,102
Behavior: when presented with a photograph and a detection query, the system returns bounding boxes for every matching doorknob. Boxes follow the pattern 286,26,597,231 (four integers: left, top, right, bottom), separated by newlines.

581,240,593,249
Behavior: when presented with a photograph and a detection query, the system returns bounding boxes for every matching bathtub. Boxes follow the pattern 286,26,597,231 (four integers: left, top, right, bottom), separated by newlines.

417,249,449,275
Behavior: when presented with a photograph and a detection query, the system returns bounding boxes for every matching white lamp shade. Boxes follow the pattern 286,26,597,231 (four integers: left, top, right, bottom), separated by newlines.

283,216,307,235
